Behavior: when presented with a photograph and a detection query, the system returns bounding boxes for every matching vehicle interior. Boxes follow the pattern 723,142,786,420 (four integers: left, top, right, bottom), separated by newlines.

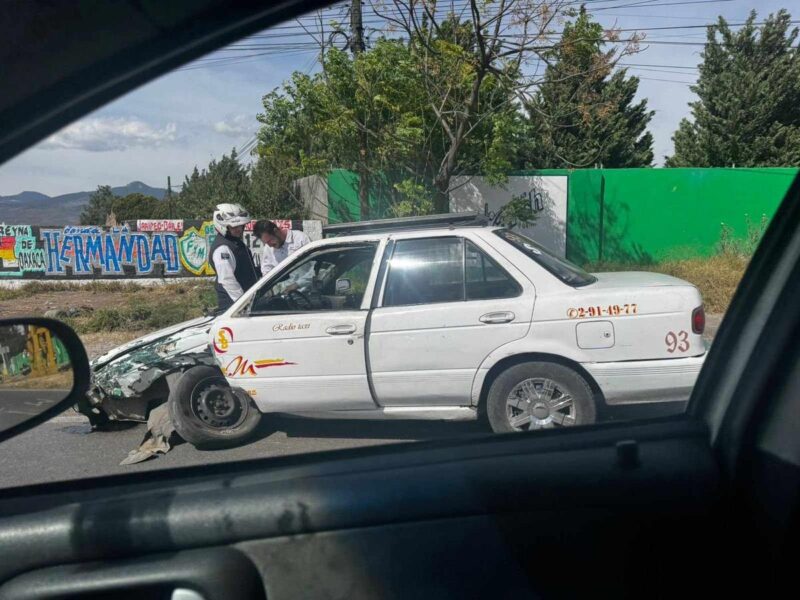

0,1,797,598
250,244,377,313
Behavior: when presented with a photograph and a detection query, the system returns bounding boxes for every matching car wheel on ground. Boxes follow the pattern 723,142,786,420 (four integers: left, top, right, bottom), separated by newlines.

485,361,597,433
168,365,261,448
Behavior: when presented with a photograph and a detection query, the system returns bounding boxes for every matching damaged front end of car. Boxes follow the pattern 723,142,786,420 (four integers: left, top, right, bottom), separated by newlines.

78,316,218,427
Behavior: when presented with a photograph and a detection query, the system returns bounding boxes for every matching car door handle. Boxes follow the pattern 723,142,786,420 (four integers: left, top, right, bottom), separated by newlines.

326,324,357,335
480,311,515,324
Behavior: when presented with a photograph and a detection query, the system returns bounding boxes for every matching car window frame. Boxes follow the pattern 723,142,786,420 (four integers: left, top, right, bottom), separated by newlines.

239,241,382,317
376,235,525,309
464,239,523,301
493,229,597,288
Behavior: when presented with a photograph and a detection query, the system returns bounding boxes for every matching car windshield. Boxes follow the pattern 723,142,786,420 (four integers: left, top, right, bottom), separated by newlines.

494,230,596,287
0,0,797,489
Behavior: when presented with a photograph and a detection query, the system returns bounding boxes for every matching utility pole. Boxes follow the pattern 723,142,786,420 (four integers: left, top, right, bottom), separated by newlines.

350,0,365,53
349,0,369,220
166,175,173,219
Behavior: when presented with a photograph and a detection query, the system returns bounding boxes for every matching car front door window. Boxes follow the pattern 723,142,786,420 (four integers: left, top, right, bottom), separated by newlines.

249,244,377,314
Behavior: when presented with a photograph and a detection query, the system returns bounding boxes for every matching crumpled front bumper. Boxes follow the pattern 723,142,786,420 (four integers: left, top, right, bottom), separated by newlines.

80,351,216,425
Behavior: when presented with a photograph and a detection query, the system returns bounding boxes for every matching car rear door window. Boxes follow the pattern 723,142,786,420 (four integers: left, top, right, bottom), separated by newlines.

465,240,522,300
383,238,464,306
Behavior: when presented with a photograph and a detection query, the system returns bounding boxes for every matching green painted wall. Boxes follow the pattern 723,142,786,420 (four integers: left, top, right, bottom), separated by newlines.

327,170,361,224
326,169,394,223
566,168,797,263
328,167,798,264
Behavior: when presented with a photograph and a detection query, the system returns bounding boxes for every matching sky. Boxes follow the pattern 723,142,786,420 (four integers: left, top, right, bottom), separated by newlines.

0,0,793,196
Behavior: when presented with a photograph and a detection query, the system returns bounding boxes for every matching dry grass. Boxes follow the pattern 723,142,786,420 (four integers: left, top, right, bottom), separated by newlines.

0,280,141,301
0,369,73,390
588,254,750,314
0,281,217,333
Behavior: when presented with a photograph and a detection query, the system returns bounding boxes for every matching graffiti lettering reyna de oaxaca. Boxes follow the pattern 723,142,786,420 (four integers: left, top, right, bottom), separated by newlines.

0,220,322,280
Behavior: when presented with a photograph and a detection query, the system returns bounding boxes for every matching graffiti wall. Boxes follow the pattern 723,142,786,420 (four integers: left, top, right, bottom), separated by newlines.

0,220,322,280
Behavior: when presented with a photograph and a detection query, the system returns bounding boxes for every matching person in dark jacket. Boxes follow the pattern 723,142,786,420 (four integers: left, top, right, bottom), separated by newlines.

210,203,259,311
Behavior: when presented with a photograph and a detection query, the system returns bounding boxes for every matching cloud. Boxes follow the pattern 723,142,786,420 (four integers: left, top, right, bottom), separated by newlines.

40,117,177,152
213,114,253,137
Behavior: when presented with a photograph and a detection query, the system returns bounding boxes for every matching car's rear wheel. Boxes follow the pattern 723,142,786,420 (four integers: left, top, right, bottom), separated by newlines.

485,362,596,433
168,365,261,448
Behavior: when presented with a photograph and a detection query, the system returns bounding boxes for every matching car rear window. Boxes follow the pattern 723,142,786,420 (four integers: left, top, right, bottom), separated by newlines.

494,230,596,287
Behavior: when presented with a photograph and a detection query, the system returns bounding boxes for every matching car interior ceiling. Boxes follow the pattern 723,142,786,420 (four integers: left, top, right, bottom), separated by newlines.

1,1,798,598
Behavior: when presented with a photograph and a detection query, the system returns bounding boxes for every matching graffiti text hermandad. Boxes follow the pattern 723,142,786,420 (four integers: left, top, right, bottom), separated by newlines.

0,219,321,280
40,225,181,276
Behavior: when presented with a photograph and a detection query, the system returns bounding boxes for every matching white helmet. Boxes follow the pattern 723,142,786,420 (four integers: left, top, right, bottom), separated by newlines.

212,203,251,235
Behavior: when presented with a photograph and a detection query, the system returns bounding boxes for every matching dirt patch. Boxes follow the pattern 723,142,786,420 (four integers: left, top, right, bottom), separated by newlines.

0,280,216,333
0,289,124,319
80,330,151,359
705,313,724,345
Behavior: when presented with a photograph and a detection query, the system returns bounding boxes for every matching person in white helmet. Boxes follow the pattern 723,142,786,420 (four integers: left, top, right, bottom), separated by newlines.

210,203,259,312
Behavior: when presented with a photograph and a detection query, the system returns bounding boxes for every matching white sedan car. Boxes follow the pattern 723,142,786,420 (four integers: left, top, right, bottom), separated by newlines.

164,214,707,447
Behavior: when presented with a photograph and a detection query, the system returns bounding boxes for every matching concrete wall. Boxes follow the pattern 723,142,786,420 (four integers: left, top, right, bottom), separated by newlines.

449,174,569,256
0,219,323,280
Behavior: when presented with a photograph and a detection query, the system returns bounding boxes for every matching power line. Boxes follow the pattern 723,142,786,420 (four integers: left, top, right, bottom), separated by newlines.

592,0,735,10
637,76,695,85
624,65,700,75
619,62,698,69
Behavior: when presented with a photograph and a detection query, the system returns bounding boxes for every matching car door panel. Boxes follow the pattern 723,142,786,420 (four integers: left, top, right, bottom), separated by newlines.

0,419,720,599
213,312,374,411
368,235,535,406
369,302,532,405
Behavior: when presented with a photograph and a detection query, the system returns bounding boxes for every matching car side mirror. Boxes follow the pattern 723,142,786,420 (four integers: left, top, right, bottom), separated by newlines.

335,278,352,295
0,318,89,444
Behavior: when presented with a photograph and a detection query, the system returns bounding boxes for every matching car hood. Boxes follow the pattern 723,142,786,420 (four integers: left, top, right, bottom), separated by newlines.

588,271,694,289
91,315,215,369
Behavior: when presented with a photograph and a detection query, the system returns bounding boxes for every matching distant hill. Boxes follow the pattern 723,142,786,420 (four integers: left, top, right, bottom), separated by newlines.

0,181,168,225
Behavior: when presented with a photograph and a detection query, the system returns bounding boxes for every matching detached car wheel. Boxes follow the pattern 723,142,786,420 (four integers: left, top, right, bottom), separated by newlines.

486,362,596,433
168,365,261,449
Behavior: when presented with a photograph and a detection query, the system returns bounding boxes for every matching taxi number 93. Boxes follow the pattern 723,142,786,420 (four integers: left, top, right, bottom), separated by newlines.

567,304,638,319
665,330,690,353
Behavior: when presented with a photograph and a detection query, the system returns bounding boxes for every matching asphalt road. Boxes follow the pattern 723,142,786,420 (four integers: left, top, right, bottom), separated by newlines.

0,402,685,490
0,389,68,430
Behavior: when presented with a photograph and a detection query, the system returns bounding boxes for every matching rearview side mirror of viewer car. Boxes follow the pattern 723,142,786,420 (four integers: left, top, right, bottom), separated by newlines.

0,317,89,444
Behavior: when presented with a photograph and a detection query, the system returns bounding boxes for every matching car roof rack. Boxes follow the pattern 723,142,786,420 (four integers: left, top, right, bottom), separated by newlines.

322,212,489,237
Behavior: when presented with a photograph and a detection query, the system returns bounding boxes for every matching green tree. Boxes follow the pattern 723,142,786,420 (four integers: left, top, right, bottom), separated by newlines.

112,193,167,221
176,148,251,218
666,10,800,167
523,8,654,168
249,157,308,218
79,185,116,225
376,1,559,210
255,0,573,216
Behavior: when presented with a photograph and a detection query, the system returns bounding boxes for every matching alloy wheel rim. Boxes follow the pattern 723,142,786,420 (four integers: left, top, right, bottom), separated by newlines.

505,377,576,431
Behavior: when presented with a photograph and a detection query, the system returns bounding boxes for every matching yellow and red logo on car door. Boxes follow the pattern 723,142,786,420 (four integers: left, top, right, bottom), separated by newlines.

224,356,297,377
213,326,296,376
213,327,233,354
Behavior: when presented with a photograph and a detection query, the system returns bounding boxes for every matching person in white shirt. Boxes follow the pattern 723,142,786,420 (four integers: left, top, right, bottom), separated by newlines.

255,220,311,277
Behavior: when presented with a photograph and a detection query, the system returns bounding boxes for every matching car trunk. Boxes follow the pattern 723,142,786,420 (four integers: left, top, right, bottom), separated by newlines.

572,272,706,361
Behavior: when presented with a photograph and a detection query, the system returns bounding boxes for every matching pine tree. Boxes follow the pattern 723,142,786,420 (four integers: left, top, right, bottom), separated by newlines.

112,193,168,221
175,148,251,218
79,185,116,225
523,9,654,169
666,10,800,167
